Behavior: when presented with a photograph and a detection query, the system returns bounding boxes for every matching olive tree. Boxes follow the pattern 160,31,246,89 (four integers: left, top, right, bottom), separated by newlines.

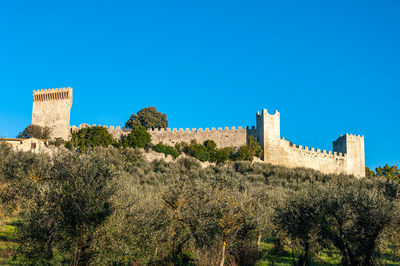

17,124,51,139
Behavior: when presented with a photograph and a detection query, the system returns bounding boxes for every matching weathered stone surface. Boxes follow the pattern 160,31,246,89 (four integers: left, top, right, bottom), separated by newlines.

32,88,72,140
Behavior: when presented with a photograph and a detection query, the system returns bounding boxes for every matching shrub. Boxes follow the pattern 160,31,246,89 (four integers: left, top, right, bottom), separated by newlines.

66,126,115,152
120,125,151,148
50,137,66,147
152,143,181,159
235,145,252,161
183,140,210,162
211,149,229,164
248,135,263,159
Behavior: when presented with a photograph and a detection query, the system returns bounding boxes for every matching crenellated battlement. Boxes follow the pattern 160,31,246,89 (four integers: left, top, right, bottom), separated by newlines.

256,108,280,117
71,124,123,132
336,133,364,139
283,139,346,158
71,124,256,133
33,87,73,103
149,125,255,133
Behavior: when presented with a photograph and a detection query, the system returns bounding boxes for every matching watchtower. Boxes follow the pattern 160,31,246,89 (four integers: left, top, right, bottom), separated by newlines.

32,87,73,140
333,134,365,177
256,108,281,163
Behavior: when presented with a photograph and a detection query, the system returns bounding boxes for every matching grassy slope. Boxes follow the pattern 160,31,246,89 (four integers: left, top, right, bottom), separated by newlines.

0,221,398,265
258,239,400,266
0,217,21,265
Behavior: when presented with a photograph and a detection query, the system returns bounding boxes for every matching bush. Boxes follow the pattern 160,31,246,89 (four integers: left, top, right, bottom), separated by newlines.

120,125,151,148
235,145,252,161
248,135,263,159
152,143,181,159
50,137,66,147
66,126,115,152
178,140,233,163
183,140,210,162
17,124,51,139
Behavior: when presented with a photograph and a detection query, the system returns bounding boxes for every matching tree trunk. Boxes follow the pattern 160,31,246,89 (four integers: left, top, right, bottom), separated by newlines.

257,232,262,249
298,241,310,266
220,241,227,266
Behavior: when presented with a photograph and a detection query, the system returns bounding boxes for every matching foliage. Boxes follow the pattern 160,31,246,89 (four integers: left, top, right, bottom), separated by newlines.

275,179,400,265
365,166,375,178
50,137,66,147
125,107,168,129
16,150,117,264
65,126,115,152
375,164,400,181
248,135,263,159
0,142,399,265
120,125,151,149
152,143,181,159
232,136,263,161
235,145,252,161
182,140,210,162
17,124,51,139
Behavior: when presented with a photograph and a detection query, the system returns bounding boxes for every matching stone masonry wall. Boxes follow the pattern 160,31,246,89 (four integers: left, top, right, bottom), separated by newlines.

71,124,256,148
269,138,348,175
32,88,73,140
149,126,256,148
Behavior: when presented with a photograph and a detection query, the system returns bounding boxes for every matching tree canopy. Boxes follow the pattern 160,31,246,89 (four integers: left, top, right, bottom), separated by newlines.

17,124,51,139
120,125,151,148
66,126,115,152
125,107,168,129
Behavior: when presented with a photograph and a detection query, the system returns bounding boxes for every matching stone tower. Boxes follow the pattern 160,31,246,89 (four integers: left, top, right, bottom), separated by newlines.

32,87,73,140
256,108,281,164
333,134,365,177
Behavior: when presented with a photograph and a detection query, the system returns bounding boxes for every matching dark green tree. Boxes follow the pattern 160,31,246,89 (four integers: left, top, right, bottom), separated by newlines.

152,143,181,159
365,167,375,178
235,145,252,161
121,125,151,148
125,107,168,129
184,140,210,162
248,135,263,159
17,124,51,139
375,164,400,181
66,126,115,152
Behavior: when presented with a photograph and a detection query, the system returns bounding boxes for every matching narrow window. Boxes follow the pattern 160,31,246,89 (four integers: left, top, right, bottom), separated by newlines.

31,143,37,149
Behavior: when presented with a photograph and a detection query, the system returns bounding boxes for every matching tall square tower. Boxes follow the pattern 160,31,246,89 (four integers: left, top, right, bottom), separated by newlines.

32,87,73,140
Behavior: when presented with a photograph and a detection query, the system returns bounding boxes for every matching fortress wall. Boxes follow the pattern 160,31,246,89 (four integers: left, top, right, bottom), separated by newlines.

266,139,347,175
71,124,130,140
149,126,253,148
71,125,253,148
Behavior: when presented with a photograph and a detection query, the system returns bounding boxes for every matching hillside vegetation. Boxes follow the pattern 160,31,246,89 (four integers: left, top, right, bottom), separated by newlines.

0,142,399,265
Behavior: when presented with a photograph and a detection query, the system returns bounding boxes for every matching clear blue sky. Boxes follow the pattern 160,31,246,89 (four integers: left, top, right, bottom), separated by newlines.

0,0,399,169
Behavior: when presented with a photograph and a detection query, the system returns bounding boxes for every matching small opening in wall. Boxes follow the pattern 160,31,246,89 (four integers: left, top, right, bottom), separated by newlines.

31,143,37,149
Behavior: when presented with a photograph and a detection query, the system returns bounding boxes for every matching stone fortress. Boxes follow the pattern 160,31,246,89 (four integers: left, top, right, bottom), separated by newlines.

32,87,365,177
